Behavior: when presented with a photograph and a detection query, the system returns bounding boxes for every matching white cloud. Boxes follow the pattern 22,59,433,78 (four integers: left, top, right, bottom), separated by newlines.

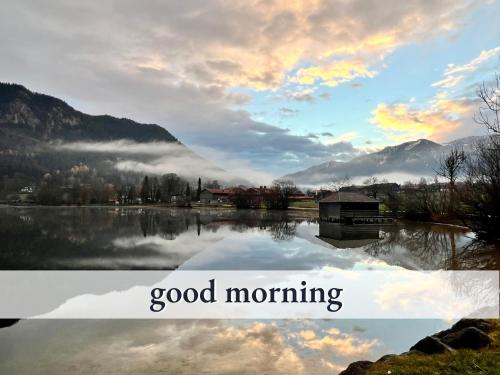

0,0,485,175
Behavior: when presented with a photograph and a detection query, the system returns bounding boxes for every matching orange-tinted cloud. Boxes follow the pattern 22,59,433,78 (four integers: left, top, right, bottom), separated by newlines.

291,60,377,87
121,0,479,91
371,44,500,143
370,98,474,143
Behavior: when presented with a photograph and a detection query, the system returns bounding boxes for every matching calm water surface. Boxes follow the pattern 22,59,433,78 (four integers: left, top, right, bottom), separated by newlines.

0,206,497,374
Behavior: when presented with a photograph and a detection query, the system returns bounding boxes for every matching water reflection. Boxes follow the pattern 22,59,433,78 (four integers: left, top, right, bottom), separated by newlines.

0,206,498,374
0,206,497,270
318,222,381,248
0,319,450,375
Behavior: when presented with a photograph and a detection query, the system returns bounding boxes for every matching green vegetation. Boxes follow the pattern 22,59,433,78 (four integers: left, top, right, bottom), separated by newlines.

367,320,500,375
289,201,318,209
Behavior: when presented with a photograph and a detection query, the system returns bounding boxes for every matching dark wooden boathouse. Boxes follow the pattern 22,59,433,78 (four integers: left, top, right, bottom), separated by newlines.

319,192,381,224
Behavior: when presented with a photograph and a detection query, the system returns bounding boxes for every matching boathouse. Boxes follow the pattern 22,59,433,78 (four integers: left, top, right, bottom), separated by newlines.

319,192,380,223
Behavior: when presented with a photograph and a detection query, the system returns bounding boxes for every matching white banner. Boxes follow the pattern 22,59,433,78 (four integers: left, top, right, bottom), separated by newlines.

0,270,497,319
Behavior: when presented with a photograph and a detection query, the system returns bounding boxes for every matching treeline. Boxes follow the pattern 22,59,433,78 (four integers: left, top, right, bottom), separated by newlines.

227,180,298,209
3,164,206,206
136,174,193,206
397,136,499,241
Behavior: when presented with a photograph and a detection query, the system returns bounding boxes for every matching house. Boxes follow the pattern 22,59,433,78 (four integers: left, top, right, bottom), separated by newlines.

289,193,314,202
319,192,379,223
199,188,230,204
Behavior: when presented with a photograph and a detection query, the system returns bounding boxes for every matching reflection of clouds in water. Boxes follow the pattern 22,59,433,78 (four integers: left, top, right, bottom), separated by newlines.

58,227,226,269
0,319,450,375
182,222,403,271
0,320,372,375
2,206,497,271
297,328,379,357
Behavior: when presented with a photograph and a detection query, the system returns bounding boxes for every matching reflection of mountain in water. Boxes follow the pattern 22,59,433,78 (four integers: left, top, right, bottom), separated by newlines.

318,222,381,249
0,206,310,270
0,206,497,271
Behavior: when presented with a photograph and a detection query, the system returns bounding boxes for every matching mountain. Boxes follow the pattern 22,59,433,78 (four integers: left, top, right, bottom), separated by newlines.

282,137,487,186
0,82,236,189
0,82,178,147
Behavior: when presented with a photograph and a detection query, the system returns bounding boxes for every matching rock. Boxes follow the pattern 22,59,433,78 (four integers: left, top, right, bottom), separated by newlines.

441,327,492,350
376,354,396,362
339,360,373,375
410,336,454,354
451,319,495,333
435,319,494,338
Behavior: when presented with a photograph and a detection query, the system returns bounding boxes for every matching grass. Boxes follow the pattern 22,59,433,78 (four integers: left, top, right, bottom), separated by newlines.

367,320,500,375
288,201,319,209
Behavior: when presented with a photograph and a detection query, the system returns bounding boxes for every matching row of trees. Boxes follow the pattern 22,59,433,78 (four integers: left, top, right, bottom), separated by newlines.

228,180,297,209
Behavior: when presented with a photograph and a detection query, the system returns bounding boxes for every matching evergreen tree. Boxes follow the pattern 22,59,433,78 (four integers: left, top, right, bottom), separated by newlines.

196,177,202,201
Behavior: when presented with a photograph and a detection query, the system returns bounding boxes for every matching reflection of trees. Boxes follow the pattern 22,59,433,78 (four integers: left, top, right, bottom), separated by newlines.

448,268,498,310
0,207,315,269
364,223,499,270
269,220,297,241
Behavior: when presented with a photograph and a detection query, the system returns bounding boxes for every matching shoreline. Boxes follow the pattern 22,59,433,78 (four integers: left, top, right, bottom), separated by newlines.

0,203,473,229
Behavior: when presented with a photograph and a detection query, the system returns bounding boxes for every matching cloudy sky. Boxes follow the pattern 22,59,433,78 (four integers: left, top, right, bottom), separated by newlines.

1,0,499,180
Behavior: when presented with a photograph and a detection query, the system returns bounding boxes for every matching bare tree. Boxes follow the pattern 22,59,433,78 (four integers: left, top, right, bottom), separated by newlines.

435,147,466,215
475,71,500,135
363,176,379,198
462,140,500,239
461,67,500,241
264,179,296,210
330,174,351,192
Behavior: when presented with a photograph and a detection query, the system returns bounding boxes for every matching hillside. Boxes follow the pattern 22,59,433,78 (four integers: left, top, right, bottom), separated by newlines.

0,83,236,195
0,82,178,147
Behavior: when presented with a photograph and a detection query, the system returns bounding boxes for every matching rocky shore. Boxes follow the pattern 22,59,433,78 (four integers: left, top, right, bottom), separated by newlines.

340,319,496,375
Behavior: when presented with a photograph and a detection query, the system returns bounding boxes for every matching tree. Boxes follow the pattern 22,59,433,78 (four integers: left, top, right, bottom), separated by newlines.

461,68,500,241
185,182,191,197
401,178,439,221
127,185,137,203
140,176,150,203
196,177,202,201
462,139,500,240
436,147,466,215
330,174,351,192
204,180,220,189
150,177,161,203
475,71,500,135
363,176,379,198
160,173,183,203
264,179,296,210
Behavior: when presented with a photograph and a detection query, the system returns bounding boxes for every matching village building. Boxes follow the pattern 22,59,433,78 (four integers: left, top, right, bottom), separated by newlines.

319,192,380,224
199,188,230,204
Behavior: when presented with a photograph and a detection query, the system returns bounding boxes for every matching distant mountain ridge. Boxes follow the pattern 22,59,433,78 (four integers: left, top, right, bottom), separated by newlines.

282,136,488,186
0,82,178,146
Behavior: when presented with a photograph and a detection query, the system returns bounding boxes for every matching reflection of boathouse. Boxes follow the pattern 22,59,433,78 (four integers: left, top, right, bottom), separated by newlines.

319,192,384,224
318,222,382,248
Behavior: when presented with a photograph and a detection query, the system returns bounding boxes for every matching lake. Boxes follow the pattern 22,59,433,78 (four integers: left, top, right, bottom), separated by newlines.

0,206,498,374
